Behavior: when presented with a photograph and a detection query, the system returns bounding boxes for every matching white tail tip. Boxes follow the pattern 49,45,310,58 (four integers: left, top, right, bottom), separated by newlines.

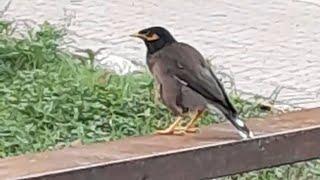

238,130,254,139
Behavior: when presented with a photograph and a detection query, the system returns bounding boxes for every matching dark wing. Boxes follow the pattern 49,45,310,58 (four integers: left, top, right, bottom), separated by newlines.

152,42,237,115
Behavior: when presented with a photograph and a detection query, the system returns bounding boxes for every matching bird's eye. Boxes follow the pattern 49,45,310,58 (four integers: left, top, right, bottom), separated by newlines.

140,31,160,41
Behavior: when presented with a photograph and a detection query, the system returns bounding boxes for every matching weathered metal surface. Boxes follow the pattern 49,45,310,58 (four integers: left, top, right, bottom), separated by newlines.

2,0,320,108
0,108,319,180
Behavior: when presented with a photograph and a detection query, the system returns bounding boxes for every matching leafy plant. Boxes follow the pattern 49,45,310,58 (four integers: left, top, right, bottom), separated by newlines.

0,19,318,179
0,20,267,157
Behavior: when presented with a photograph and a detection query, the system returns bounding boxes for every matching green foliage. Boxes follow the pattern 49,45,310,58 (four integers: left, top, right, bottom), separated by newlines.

0,20,318,179
0,20,267,157
0,21,170,156
221,160,320,180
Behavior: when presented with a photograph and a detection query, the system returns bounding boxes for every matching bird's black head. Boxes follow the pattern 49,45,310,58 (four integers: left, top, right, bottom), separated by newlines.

130,26,177,55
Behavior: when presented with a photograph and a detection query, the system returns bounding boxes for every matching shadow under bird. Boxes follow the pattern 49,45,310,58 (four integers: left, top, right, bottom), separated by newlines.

131,26,253,139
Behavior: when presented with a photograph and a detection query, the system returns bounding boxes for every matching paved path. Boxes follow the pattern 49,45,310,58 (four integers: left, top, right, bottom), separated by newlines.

1,0,320,108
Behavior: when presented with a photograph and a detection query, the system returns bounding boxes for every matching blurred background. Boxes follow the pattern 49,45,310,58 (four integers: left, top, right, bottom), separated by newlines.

1,1,320,179
1,0,320,109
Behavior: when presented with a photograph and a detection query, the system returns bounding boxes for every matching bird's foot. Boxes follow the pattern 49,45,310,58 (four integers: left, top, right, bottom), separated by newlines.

174,126,200,133
155,117,186,135
155,129,185,135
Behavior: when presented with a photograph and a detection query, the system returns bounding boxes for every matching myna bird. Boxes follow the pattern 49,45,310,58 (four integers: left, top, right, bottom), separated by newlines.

131,26,253,139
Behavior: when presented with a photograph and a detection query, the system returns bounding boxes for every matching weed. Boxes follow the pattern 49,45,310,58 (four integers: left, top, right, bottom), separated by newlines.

0,19,318,179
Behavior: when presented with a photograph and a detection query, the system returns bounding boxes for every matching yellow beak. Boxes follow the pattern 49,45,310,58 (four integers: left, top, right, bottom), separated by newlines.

129,32,145,39
130,32,160,41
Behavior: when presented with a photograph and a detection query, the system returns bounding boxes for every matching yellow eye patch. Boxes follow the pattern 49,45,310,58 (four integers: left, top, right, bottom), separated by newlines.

145,33,160,41
130,32,159,41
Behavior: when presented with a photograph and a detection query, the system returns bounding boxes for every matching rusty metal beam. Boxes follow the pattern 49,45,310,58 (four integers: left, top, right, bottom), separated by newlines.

1,108,320,180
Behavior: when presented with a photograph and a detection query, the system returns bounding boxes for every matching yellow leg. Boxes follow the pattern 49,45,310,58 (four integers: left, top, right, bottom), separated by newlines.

154,84,161,104
156,117,185,135
176,111,204,133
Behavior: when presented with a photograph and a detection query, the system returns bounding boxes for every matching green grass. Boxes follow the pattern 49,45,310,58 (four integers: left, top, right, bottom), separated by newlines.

221,160,320,180
0,20,267,157
0,20,319,179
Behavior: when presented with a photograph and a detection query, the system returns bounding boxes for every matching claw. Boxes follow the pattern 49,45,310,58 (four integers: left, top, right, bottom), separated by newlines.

155,129,185,135
174,126,200,133
175,110,203,134
155,117,185,136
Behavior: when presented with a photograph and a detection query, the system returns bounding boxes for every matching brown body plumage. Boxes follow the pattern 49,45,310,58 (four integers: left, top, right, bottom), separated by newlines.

148,43,208,116
131,27,253,139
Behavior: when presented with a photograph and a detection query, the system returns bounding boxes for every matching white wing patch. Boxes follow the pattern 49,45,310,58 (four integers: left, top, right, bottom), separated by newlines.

173,75,188,86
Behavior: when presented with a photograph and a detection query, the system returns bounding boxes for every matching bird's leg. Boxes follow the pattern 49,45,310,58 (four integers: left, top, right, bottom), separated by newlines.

154,83,161,104
156,117,185,135
176,110,204,133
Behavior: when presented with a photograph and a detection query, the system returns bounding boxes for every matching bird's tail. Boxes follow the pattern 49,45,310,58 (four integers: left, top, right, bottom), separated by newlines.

229,117,254,139
207,104,254,139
